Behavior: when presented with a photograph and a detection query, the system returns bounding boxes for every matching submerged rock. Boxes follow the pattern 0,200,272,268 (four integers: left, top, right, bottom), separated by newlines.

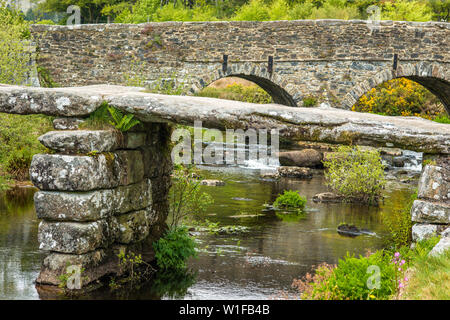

337,224,375,237
313,192,344,203
200,179,225,186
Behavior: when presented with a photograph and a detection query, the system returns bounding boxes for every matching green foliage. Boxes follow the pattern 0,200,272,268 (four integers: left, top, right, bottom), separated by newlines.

197,83,273,104
323,146,386,204
273,190,307,210
107,106,141,132
0,114,53,184
112,250,154,290
382,191,417,249
169,164,214,228
145,74,190,96
153,226,197,271
0,1,32,85
433,115,450,124
37,66,58,88
81,103,140,132
296,250,397,300
302,95,318,107
37,0,448,23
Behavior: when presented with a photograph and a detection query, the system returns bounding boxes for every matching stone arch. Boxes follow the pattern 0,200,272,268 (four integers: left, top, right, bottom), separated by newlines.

342,62,450,114
188,62,297,107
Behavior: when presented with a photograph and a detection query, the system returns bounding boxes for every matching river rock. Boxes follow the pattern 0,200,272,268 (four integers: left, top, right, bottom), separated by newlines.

34,179,152,222
38,130,147,153
429,227,450,257
277,166,312,178
53,117,85,130
278,149,323,168
418,165,449,201
38,219,118,254
313,192,344,203
30,150,144,191
200,180,225,186
411,200,450,224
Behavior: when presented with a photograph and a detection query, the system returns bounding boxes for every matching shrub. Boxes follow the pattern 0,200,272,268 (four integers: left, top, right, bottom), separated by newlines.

323,146,386,204
169,164,214,228
353,78,445,118
273,190,307,210
382,191,417,249
295,250,397,300
433,115,450,124
153,226,197,271
302,95,318,107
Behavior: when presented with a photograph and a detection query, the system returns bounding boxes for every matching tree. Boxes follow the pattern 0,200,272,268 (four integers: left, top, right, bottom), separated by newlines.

429,0,450,21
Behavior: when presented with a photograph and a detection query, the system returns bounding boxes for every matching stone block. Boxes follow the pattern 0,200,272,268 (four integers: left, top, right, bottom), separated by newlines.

38,219,118,254
34,179,152,222
116,208,155,244
30,150,144,191
53,118,85,130
411,200,450,224
412,223,449,242
418,165,449,202
39,130,147,153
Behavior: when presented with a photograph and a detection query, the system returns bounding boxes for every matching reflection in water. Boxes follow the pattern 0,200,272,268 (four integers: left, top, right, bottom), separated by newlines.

0,187,43,300
0,170,416,300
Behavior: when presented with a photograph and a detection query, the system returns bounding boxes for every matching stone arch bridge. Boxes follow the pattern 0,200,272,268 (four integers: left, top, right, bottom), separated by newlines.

31,20,450,112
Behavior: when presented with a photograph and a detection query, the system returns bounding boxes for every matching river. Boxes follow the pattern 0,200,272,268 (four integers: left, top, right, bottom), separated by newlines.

0,162,418,300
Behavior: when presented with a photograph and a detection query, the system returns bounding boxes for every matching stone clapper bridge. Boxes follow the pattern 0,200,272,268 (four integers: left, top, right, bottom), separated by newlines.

1,19,450,290
0,84,449,290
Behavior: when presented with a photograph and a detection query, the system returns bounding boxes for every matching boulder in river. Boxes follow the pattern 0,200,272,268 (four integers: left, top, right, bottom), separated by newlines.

312,192,343,203
337,224,375,237
278,149,323,168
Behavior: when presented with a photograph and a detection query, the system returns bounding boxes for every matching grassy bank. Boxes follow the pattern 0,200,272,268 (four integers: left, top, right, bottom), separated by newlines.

400,249,450,300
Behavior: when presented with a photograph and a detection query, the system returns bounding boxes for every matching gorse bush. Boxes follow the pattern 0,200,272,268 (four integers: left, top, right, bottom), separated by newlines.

273,190,307,210
353,78,446,119
153,226,197,271
323,146,386,204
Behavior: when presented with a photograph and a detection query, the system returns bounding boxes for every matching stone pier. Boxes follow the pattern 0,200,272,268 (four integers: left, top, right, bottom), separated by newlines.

411,156,450,254
30,121,172,288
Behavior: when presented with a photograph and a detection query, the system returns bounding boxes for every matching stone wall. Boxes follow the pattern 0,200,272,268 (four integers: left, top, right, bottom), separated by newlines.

30,20,450,109
411,156,450,255
31,120,172,288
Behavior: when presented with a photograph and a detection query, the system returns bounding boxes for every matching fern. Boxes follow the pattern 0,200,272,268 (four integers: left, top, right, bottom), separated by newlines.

107,106,140,132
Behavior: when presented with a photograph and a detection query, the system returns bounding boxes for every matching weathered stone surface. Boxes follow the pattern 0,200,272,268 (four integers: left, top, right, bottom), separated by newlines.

200,180,225,186
38,219,118,254
38,130,147,153
116,208,154,244
277,166,312,178
30,150,144,191
411,200,450,224
34,179,152,222
418,165,450,201
53,117,85,130
1,84,449,154
429,227,450,257
36,249,112,286
313,192,344,203
411,223,449,242
278,149,323,168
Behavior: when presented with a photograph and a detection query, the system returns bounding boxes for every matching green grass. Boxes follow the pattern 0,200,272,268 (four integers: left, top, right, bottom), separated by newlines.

196,84,272,104
433,115,450,124
401,249,450,300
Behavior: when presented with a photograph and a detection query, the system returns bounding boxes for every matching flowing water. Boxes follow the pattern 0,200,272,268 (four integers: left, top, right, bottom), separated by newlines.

0,162,418,300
